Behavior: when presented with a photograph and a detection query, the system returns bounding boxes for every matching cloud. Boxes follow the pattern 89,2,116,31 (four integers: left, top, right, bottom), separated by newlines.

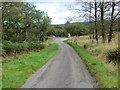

34,2,72,24
34,1,85,24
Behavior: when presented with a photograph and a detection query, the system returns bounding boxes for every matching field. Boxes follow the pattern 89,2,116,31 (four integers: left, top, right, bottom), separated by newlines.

67,33,119,69
2,43,58,88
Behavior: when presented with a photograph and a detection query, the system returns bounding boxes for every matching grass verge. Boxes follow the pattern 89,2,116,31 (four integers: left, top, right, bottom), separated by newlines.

67,35,118,66
65,40,118,88
2,43,58,88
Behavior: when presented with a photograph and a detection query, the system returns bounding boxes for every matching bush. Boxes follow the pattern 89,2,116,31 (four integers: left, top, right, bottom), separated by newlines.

28,42,37,49
107,48,120,63
21,42,29,51
36,43,45,49
0,43,3,55
2,41,14,53
83,44,88,49
13,42,22,53
2,41,45,55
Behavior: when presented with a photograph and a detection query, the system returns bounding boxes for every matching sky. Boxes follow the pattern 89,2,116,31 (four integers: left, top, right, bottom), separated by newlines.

33,2,78,24
27,0,84,24
27,0,119,25
26,0,119,25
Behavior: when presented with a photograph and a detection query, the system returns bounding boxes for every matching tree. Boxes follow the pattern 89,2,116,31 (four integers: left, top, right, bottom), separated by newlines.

65,22,89,36
47,25,68,37
108,1,120,43
108,1,115,43
2,2,24,42
2,2,51,43
100,1,106,43
94,0,98,44
66,0,119,43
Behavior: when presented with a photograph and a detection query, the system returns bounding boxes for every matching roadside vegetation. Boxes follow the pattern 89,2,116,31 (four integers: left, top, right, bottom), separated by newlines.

2,43,58,88
1,2,56,89
65,40,118,88
42,38,54,47
64,31,119,88
2,2,52,58
67,33,119,67
64,1,119,88
2,39,53,59
2,41,45,57
2,2,51,43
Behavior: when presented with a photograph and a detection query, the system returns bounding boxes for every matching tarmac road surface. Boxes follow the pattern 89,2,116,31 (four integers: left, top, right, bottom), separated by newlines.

22,38,96,88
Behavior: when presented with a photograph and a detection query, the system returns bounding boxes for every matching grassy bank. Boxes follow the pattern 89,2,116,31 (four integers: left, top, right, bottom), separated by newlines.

2,43,58,88
65,41,118,88
67,33,118,66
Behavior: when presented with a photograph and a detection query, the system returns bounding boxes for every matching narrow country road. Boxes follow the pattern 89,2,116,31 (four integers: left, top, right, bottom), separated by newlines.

22,38,96,88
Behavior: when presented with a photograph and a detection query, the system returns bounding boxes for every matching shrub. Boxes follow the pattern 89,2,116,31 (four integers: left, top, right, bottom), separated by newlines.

13,42,22,53
2,41,45,55
28,42,37,49
107,48,120,63
37,43,45,49
0,43,3,55
83,44,88,49
2,41,14,53
21,42,29,51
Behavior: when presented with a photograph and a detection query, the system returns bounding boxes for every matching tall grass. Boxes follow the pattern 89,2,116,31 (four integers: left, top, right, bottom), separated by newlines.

42,38,54,47
67,33,118,66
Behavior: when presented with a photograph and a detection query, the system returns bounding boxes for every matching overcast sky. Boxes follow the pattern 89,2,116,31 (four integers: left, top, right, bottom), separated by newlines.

26,0,119,24
26,0,85,24
33,2,79,24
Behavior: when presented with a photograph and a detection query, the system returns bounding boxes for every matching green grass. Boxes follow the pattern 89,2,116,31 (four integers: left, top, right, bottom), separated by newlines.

2,43,58,88
65,40,118,88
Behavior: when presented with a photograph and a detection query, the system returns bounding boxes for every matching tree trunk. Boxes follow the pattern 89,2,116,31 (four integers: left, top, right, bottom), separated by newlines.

108,2,115,43
89,3,92,42
95,1,98,44
100,1,105,43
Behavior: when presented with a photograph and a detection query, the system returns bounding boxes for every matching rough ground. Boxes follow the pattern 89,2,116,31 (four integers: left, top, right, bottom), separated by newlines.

22,38,96,88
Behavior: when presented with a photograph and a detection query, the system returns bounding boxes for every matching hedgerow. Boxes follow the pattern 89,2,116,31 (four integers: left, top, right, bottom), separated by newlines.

2,41,45,55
